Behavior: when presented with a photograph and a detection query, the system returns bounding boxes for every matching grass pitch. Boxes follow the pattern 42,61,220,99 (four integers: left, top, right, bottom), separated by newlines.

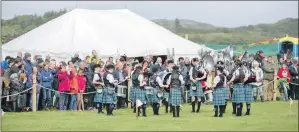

1,101,298,131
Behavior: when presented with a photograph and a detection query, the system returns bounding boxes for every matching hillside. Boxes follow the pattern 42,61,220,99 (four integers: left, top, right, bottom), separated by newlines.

153,18,298,44
1,9,298,44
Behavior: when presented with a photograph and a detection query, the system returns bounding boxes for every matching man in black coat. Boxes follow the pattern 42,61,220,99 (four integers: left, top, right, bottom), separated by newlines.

289,59,299,100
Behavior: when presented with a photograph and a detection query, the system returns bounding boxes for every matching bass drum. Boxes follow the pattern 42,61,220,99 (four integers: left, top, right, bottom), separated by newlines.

158,72,172,93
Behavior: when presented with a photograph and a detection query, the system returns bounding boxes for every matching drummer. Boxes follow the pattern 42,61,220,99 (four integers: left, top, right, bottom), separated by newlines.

189,58,206,113
149,64,169,115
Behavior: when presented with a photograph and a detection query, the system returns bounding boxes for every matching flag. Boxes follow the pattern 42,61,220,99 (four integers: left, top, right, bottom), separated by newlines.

136,99,143,107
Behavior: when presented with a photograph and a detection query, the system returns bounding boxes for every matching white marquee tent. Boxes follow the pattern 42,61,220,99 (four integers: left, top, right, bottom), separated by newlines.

1,9,213,62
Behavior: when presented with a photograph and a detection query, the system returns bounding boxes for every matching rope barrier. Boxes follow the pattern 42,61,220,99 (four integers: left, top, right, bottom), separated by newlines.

1,87,33,98
37,84,97,95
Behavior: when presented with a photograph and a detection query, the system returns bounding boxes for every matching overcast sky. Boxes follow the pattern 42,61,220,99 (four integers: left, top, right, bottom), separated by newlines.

1,1,298,27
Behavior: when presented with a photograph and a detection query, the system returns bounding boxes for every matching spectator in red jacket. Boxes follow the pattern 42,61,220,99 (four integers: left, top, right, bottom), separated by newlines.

58,61,71,111
77,69,86,111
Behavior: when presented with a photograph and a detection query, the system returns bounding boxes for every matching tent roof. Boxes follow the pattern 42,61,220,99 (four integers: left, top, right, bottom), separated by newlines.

2,9,211,61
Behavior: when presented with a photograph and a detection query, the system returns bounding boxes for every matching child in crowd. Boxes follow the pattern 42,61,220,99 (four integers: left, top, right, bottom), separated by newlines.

93,64,105,114
77,69,86,111
40,62,54,111
58,62,71,111
69,69,79,111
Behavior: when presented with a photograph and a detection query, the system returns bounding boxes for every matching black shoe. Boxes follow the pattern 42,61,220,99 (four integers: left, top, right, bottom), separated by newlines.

232,112,236,115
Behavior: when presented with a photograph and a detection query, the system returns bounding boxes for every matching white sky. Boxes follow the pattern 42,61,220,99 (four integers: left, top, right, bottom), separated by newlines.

1,1,298,27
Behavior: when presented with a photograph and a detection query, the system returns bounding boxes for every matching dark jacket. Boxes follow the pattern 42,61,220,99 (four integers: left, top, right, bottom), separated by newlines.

84,63,95,89
289,65,299,84
23,57,33,78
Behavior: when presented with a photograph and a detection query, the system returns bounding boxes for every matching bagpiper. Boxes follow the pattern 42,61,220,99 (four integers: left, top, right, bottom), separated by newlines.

93,64,105,114
212,66,227,117
189,58,206,113
102,64,118,116
164,60,175,113
132,66,148,117
148,65,169,115
227,60,246,117
215,61,230,113
166,65,185,117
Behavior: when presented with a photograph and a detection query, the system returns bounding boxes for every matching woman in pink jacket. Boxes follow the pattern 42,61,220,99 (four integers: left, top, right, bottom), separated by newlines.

58,62,71,111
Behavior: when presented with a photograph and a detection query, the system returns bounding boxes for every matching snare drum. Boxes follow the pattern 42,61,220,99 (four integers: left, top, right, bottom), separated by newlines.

145,86,153,95
117,85,127,98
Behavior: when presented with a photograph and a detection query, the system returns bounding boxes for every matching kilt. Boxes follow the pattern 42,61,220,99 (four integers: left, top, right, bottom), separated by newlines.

93,91,103,103
223,86,230,100
102,87,117,104
134,88,147,104
129,87,136,101
148,88,160,103
169,88,182,105
231,83,245,103
189,81,204,97
213,88,226,105
163,92,169,100
244,84,253,103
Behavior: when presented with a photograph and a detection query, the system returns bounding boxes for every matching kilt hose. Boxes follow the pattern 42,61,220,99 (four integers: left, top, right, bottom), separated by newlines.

134,88,147,104
102,87,117,104
169,88,182,105
213,88,226,106
94,90,104,114
244,84,254,103
189,81,204,98
232,83,245,103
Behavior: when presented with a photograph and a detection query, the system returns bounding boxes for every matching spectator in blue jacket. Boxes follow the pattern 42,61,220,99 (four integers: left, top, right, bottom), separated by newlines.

40,62,54,111
1,56,11,71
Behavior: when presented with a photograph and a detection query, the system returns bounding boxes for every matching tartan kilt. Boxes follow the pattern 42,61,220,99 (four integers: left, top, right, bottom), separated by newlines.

93,91,103,103
102,87,117,104
213,88,226,105
169,88,182,105
134,88,147,104
129,87,136,101
223,86,230,100
163,92,170,100
149,88,160,103
189,81,204,97
244,84,254,103
232,83,245,103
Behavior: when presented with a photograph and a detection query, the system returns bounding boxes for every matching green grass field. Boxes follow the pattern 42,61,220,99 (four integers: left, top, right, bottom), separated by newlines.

2,101,298,131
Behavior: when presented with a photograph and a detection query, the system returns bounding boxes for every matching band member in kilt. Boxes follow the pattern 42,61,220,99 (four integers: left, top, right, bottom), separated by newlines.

164,60,175,113
129,62,139,113
189,58,206,113
132,66,148,117
93,64,105,114
149,65,169,115
246,61,263,115
167,66,185,117
227,60,247,117
212,66,227,117
216,61,229,113
102,64,117,116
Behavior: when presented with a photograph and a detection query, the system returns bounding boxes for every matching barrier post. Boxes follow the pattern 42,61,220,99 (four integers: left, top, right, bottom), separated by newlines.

32,75,37,112
273,70,277,101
